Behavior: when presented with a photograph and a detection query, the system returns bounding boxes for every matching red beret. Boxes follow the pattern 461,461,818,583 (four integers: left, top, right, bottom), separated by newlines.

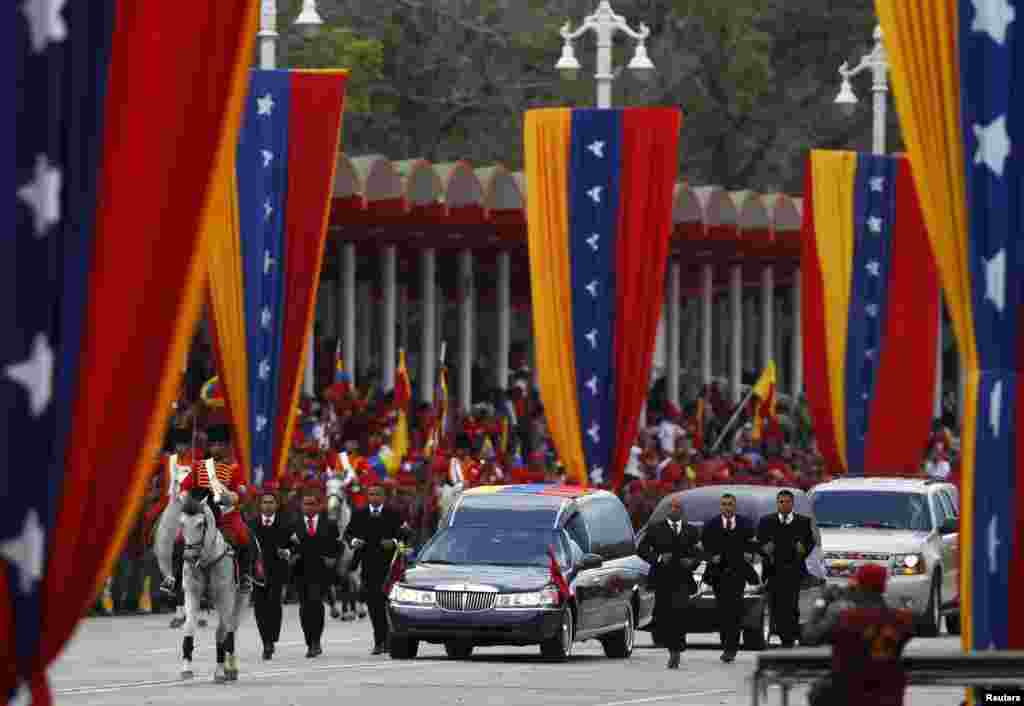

853,564,888,593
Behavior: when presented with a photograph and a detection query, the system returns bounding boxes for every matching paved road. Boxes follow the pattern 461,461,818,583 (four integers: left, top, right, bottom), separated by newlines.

49,605,969,705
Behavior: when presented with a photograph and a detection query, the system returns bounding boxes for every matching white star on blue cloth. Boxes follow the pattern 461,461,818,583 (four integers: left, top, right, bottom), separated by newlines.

253,466,264,483
990,379,1003,437
590,466,605,484
256,415,268,434
587,141,605,158
862,392,870,400
869,177,886,192
866,261,881,277
865,303,879,318
257,93,275,116
261,150,274,167
971,0,1016,45
973,115,1012,177
18,153,62,237
264,198,273,221
259,358,271,381
585,375,599,396
586,234,600,251
264,250,277,275
867,216,883,233
261,306,273,329
22,0,67,53
988,515,1001,573
5,333,54,417
585,329,598,349
587,422,600,444
0,508,46,595
585,280,599,297
865,348,875,360
587,186,603,203
985,248,1006,312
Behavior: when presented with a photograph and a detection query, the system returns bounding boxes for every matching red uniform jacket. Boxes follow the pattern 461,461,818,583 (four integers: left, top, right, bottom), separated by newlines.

831,607,914,706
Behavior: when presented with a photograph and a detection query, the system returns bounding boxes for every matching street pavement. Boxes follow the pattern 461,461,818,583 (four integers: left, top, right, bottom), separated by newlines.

50,605,969,706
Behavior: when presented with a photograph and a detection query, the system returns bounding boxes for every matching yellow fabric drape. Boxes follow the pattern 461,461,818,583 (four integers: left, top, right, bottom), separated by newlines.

875,0,977,653
524,109,588,485
809,150,858,472
204,154,253,478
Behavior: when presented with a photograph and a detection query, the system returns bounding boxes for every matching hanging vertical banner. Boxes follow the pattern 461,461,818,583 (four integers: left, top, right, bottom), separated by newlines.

524,107,681,487
207,68,348,488
801,149,939,477
2,1,259,702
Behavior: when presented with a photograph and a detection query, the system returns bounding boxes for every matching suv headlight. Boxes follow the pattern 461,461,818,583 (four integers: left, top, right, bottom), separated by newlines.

494,587,561,608
389,585,436,605
892,553,927,576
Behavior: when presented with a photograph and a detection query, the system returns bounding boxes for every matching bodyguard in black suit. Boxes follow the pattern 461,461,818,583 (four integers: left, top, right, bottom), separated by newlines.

344,483,409,654
757,489,815,647
701,492,760,662
638,495,701,669
249,489,294,660
291,487,341,658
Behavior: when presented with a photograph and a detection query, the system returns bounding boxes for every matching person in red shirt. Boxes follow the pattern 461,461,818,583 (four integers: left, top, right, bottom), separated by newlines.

178,424,260,591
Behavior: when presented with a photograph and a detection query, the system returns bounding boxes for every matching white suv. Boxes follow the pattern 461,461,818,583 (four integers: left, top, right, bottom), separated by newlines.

808,478,960,636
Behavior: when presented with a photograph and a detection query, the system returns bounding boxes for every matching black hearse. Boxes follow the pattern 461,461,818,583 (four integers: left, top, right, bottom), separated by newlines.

387,484,653,661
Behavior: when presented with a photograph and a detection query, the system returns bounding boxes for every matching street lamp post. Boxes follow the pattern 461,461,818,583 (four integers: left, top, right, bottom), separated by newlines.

555,0,655,109
834,25,889,156
834,25,944,420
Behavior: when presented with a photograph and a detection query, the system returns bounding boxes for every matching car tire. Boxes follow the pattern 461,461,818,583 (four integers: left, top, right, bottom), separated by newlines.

389,636,419,660
918,576,941,637
444,641,473,659
742,603,769,651
945,612,961,635
540,607,574,661
601,605,635,659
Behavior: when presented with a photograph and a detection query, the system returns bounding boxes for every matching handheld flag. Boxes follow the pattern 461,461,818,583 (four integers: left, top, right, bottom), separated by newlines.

391,350,411,465
384,545,407,596
801,151,939,476
524,108,681,489
3,0,260,701
750,361,777,441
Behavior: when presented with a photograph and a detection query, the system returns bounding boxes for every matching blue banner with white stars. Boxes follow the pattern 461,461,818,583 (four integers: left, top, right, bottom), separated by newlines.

568,110,621,486
960,0,1020,651
843,153,898,477
238,70,291,488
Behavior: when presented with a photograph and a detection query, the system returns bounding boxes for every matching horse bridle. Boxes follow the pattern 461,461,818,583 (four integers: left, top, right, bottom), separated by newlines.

183,515,227,570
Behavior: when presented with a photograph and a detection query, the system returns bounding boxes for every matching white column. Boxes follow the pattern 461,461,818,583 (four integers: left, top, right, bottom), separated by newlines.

420,249,437,403
791,273,803,399
761,266,775,368
381,246,397,392
701,264,713,387
437,283,445,368
718,298,729,381
729,265,743,403
744,295,757,372
322,283,336,339
258,0,278,70
496,251,512,392
357,281,372,383
934,301,943,419
398,283,409,354
667,260,681,408
340,243,356,376
458,249,475,412
303,332,315,397
775,296,786,393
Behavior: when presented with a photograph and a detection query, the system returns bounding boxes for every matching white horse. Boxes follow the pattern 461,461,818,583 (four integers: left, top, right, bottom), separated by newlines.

155,496,247,682
325,489,365,620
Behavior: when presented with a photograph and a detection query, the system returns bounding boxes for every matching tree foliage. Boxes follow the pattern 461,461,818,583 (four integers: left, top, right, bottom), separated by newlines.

273,0,897,194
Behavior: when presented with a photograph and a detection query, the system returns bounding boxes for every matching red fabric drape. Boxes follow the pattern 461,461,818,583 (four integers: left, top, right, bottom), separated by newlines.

0,1,258,701
863,159,939,475
610,108,682,489
271,72,348,481
800,170,843,472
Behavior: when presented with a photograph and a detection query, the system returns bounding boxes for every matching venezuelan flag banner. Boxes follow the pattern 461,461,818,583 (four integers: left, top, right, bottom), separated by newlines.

3,1,259,702
878,0,1023,669
206,69,348,487
750,361,777,442
801,150,939,477
524,108,681,487
390,350,412,470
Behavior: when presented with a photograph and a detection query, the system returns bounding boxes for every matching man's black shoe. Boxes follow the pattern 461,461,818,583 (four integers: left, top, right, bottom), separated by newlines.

306,645,322,658
721,650,736,663
667,651,680,669
371,644,387,655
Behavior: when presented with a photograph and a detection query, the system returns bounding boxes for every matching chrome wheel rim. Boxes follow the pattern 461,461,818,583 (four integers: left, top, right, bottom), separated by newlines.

762,605,771,643
561,610,573,655
932,584,941,631
624,608,635,654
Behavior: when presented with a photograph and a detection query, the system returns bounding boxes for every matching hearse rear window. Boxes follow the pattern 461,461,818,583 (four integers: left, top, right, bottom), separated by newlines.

450,504,559,529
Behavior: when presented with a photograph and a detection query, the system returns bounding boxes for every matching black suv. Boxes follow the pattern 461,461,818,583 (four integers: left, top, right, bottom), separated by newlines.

387,484,654,661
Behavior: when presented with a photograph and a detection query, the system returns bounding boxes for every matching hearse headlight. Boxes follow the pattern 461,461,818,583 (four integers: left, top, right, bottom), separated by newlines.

494,587,560,608
389,585,436,605
892,553,926,576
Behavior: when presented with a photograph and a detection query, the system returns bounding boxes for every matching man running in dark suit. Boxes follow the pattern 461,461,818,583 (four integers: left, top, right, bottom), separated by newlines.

638,495,701,669
701,492,759,662
757,489,815,647
291,486,341,658
249,487,294,660
345,483,409,654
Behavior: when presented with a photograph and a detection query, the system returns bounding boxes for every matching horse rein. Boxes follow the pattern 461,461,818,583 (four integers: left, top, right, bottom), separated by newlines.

183,517,228,571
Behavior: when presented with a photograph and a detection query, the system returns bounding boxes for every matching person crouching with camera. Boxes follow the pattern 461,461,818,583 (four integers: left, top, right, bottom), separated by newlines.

801,564,914,706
